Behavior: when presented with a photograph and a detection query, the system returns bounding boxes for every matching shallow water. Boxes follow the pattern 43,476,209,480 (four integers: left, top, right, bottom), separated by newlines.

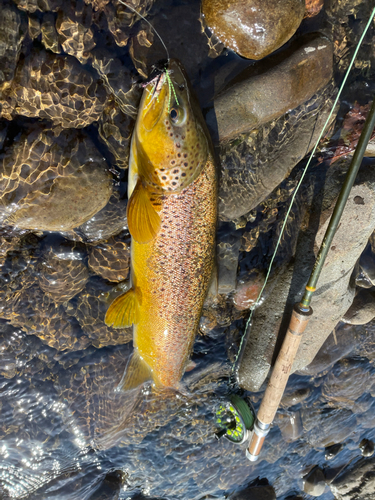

1,0,375,498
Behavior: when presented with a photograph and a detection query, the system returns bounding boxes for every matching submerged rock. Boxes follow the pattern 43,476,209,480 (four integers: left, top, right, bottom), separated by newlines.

0,0,27,85
206,33,333,144
38,246,89,303
88,234,130,282
303,466,326,496
0,127,112,231
201,0,305,60
0,48,108,127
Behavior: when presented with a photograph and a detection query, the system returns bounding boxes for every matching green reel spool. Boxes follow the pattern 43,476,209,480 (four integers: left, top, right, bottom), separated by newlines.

215,395,255,444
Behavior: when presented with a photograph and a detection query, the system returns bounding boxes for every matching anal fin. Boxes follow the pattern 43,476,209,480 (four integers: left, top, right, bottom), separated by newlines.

127,179,161,244
116,350,152,391
105,288,139,328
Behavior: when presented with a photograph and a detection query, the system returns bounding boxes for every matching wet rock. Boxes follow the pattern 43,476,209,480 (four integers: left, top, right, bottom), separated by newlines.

342,289,375,325
56,3,96,64
73,281,133,348
321,358,371,409
87,470,125,500
218,82,336,220
0,48,108,127
13,0,63,12
88,234,130,282
304,407,356,448
201,0,304,60
305,0,325,18
41,12,60,53
75,191,128,243
91,49,140,118
27,14,41,39
217,233,241,294
0,128,112,231
233,270,264,311
303,466,326,496
330,457,375,500
229,484,276,500
98,95,133,169
105,0,155,47
360,438,375,458
281,387,312,408
0,1,27,85
276,410,303,441
10,285,90,351
325,443,344,460
206,33,333,144
38,247,89,303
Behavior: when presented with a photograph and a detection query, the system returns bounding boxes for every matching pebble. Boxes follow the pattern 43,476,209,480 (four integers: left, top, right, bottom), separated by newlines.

277,411,303,442
359,438,375,457
325,443,344,460
201,0,305,60
305,0,325,18
206,33,333,144
303,466,326,496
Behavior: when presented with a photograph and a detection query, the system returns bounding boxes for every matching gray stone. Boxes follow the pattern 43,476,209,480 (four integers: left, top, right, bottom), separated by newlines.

238,161,375,391
303,467,326,496
331,457,375,500
217,234,241,294
206,33,333,144
276,410,303,442
342,288,375,325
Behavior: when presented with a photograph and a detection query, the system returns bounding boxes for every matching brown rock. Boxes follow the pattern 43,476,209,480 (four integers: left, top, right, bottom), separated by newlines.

206,33,333,144
342,289,375,325
201,0,305,60
88,235,130,282
0,128,113,232
0,48,108,127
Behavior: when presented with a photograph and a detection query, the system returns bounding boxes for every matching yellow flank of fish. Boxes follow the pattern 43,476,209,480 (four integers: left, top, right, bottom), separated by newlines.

105,59,217,389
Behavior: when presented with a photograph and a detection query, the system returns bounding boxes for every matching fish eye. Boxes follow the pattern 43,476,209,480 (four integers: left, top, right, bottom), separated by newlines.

169,106,186,126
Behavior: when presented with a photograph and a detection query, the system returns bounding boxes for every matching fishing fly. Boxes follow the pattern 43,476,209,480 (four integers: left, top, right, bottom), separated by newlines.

117,0,179,111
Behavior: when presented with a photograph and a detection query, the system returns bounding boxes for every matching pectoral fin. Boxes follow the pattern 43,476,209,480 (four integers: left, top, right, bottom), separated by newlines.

105,288,139,328
116,350,152,391
127,179,161,243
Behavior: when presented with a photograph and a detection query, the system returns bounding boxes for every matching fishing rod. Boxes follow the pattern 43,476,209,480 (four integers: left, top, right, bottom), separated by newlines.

247,95,375,460
215,4,375,457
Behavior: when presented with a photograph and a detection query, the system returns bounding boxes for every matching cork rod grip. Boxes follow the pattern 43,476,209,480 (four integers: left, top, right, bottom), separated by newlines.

257,304,312,425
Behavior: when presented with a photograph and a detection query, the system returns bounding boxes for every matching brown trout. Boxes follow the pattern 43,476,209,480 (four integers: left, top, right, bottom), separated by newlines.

105,59,217,389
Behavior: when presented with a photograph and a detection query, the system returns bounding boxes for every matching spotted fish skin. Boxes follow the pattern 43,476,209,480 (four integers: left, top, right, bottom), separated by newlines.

132,156,217,387
105,59,217,388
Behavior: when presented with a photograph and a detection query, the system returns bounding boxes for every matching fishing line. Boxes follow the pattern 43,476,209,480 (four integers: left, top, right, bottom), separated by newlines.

117,0,170,62
233,5,375,371
117,1,180,111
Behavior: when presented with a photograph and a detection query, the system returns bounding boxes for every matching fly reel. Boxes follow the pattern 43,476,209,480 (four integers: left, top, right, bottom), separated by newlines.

215,395,255,444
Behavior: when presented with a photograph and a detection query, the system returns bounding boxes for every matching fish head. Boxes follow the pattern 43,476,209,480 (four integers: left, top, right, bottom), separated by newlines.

135,59,209,193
